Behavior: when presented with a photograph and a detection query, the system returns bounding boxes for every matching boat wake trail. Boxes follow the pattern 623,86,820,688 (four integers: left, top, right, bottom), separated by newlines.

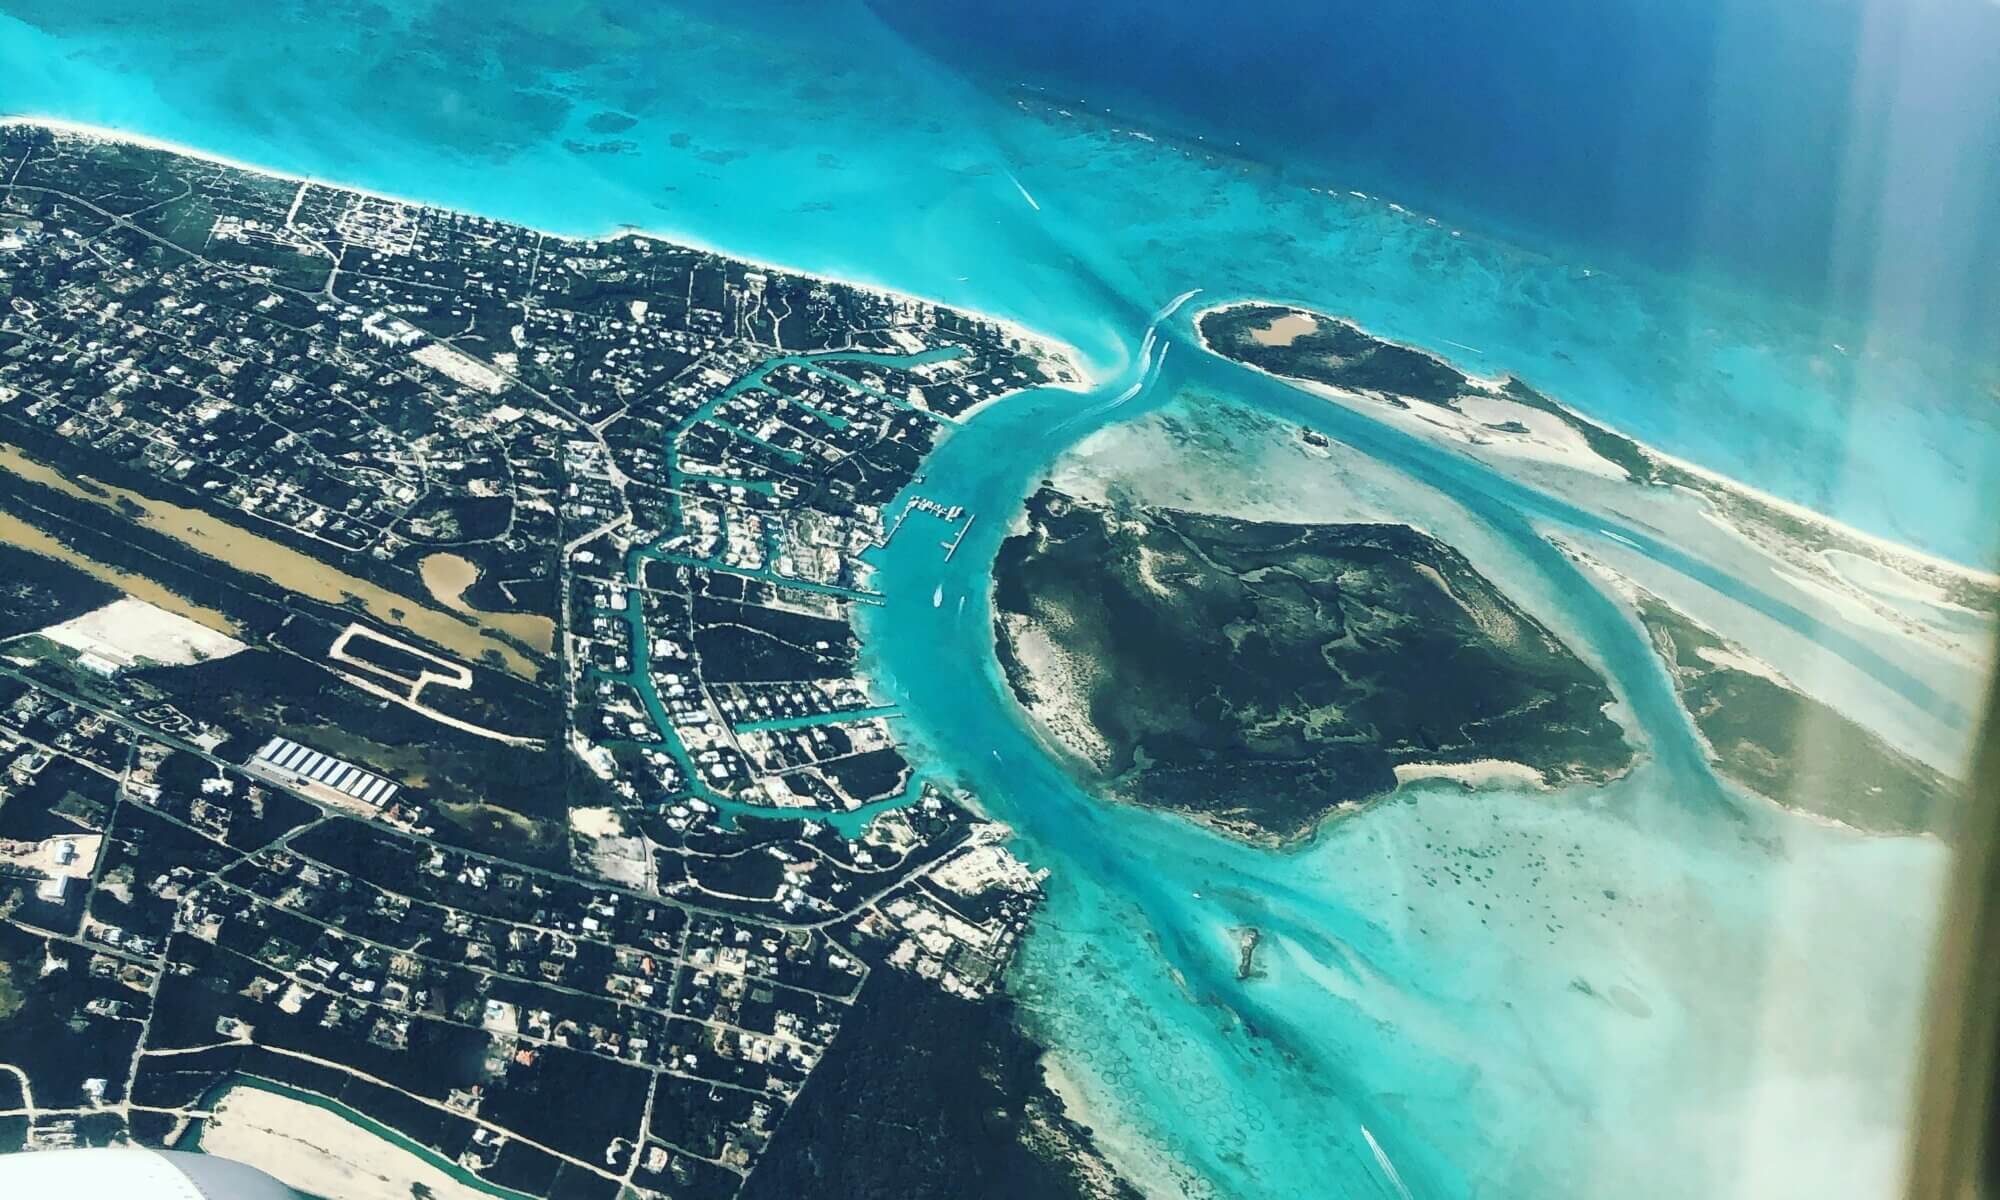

1008,172,1041,211
1361,1125,1417,1200
1153,287,1202,322
1052,308,1175,434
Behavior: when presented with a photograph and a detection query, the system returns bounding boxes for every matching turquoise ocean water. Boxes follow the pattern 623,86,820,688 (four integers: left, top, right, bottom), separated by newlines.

854,333,1952,1198
4,0,1994,563
1,2,1992,1196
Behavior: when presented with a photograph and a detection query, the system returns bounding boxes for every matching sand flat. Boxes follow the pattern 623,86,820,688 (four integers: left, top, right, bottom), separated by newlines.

39,596,246,667
1248,311,1319,347
1393,759,1546,789
200,1084,510,1200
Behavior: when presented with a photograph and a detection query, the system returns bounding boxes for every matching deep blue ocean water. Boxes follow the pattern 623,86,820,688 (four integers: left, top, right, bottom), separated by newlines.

2,2,1995,1196
3,0,1996,562
867,0,2000,357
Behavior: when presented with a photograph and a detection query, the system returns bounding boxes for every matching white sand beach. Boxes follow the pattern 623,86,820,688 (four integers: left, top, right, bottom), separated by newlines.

0,116,1096,389
1393,759,1547,789
199,1085,506,1200
1192,299,2000,590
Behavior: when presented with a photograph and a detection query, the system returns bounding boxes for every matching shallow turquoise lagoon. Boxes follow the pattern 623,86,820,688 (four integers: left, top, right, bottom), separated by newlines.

854,338,1952,1198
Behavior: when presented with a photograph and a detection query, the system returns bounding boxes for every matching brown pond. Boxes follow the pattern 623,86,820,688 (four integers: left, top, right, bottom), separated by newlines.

0,445,545,679
419,552,557,656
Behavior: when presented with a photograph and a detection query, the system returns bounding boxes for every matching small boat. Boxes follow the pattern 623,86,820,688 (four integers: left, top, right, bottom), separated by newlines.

931,584,944,608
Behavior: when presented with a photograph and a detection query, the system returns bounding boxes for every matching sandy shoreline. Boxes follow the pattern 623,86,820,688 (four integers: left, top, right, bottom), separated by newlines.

1039,1053,1114,1143
951,364,1096,422
1393,758,1548,790
199,1084,511,1200
0,114,1098,388
1191,299,1998,584
1656,446,1998,584
1036,1050,1193,1200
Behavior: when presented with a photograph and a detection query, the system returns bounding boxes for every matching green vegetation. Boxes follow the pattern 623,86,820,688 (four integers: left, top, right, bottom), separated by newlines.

1500,379,1658,483
995,489,1631,840
1199,303,1660,483
134,648,573,864
0,959,22,1023
744,968,1138,1200
1198,302,1464,404
1637,595,1960,836
0,541,120,638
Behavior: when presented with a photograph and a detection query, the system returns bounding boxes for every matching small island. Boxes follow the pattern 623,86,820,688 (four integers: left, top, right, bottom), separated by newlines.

1236,927,1264,982
993,488,1633,841
1635,593,1959,837
1198,301,2000,621
1197,301,1659,481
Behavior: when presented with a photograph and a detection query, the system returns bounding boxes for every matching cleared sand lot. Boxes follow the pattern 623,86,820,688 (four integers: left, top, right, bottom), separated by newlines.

200,1084,518,1200
38,597,246,668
